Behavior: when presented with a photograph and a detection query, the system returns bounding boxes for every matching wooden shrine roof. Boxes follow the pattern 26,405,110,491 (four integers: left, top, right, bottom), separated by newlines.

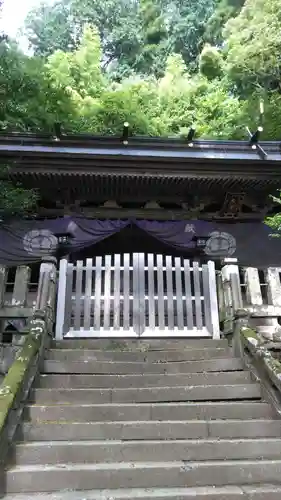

0,133,280,202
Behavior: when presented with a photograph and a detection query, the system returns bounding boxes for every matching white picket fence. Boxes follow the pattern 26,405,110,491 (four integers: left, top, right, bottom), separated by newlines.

55,253,220,339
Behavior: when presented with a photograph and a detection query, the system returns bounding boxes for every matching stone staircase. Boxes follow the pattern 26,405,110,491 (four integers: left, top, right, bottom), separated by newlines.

4,338,281,499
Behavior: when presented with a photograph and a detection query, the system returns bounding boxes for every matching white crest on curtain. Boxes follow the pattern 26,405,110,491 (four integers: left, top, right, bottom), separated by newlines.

23,229,58,256
204,231,236,256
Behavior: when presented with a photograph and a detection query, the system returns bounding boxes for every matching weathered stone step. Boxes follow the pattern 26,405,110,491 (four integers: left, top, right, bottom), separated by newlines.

45,348,231,363
12,438,281,466
37,371,252,389
24,401,274,422
6,460,281,493
3,485,281,500
30,384,261,404
18,419,281,442
52,339,229,351
43,358,243,375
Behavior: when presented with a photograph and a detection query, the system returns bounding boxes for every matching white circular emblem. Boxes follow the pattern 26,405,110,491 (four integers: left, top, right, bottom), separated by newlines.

23,230,58,256
204,231,236,257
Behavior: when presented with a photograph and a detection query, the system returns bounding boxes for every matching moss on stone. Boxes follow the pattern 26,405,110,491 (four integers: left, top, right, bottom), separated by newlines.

0,320,45,432
264,354,281,376
241,327,259,341
106,340,128,351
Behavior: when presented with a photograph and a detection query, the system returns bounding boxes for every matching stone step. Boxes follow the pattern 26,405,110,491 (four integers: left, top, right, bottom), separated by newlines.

37,371,253,389
6,460,281,493
30,384,261,404
18,419,281,442
3,485,281,500
12,438,281,466
51,339,229,351
24,401,274,422
43,358,243,375
45,348,231,363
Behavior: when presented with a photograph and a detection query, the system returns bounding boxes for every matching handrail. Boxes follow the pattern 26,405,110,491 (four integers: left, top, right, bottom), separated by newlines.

218,262,281,415
0,257,57,494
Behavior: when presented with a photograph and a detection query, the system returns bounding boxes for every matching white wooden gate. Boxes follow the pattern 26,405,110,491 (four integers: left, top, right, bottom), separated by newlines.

55,254,220,339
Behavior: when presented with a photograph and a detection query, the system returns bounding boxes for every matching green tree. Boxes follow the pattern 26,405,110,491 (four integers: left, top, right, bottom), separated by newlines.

223,0,281,94
25,0,142,78
0,37,74,217
161,0,218,70
24,0,78,57
0,170,38,219
24,0,219,76
0,40,74,132
46,24,105,122
204,0,245,46
132,0,168,77
199,44,223,80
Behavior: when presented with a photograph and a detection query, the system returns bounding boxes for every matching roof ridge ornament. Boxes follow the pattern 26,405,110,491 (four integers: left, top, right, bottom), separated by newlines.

245,99,267,159
122,122,130,145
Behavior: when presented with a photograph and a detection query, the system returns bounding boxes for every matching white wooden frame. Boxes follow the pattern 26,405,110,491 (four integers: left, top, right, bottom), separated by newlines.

55,254,220,339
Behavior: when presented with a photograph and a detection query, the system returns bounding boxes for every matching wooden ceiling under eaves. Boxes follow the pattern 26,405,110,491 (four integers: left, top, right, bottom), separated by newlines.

0,134,281,218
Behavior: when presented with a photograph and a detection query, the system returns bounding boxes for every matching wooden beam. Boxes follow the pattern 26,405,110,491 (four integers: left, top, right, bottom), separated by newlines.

36,206,265,220
0,306,33,319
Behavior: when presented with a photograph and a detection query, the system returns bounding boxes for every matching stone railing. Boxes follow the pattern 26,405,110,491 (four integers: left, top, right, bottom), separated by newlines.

217,260,281,415
0,257,57,495
218,261,281,340
0,263,38,377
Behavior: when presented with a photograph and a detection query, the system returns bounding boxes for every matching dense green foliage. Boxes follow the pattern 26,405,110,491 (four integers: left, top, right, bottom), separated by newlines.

0,0,278,140
1,0,281,221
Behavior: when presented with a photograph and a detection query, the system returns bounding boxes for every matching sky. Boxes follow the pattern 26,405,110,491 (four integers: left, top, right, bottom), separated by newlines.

0,0,53,51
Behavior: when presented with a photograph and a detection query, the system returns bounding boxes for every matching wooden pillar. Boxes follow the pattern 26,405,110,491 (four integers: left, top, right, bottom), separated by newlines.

244,267,263,306
12,266,30,307
245,266,281,340
35,256,57,335
221,262,242,334
11,266,31,346
265,268,281,306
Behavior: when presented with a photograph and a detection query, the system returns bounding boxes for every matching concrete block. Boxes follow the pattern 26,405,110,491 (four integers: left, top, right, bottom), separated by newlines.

45,348,230,363
37,371,252,389
30,384,261,405
43,358,244,375
13,438,281,466
6,461,281,493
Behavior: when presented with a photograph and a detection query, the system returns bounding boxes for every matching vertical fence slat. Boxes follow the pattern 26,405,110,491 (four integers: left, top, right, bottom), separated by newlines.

0,266,7,309
207,260,220,339
138,253,145,335
157,254,165,331
184,259,193,330
175,257,184,330
103,255,112,330
64,263,74,335
229,271,243,311
166,255,174,330
12,266,30,306
216,271,225,322
84,258,93,330
113,254,121,330
74,260,83,331
133,253,140,334
55,259,68,340
123,253,130,330
244,267,262,305
202,263,211,331
147,254,155,330
221,264,235,333
94,256,102,331
193,261,203,330
265,268,281,306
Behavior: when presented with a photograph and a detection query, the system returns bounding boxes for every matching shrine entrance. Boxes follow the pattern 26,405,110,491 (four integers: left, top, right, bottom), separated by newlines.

55,253,220,339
